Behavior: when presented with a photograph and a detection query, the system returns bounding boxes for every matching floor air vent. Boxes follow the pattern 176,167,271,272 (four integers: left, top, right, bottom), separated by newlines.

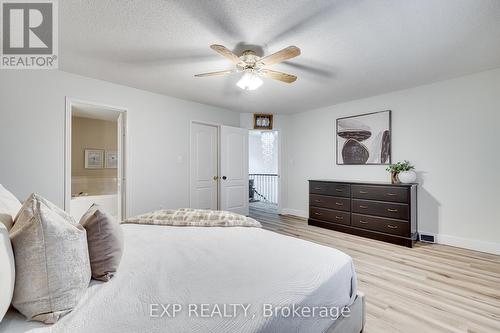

420,234,436,243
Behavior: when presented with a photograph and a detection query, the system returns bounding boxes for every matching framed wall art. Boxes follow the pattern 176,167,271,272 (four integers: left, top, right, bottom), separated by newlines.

253,114,273,130
105,151,118,169
84,149,104,169
336,110,391,165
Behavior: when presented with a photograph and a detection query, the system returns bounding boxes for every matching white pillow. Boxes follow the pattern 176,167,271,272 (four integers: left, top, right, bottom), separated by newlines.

0,223,15,322
10,194,91,323
0,184,21,230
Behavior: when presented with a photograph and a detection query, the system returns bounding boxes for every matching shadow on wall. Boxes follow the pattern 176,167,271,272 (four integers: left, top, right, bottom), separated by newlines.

417,171,441,237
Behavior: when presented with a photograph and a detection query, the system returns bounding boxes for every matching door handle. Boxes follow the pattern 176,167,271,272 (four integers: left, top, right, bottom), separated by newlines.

222,176,227,180
213,176,218,181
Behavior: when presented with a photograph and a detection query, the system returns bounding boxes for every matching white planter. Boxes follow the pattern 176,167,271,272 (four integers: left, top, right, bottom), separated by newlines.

398,170,417,184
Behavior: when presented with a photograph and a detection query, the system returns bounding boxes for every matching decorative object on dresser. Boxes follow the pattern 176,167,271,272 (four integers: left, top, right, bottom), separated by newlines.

308,180,417,247
336,110,391,165
386,160,416,184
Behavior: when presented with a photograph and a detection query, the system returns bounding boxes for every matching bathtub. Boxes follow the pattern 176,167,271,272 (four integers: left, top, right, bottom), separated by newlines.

70,194,118,222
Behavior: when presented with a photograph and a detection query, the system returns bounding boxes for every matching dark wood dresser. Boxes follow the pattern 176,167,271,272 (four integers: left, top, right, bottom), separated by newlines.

308,180,417,247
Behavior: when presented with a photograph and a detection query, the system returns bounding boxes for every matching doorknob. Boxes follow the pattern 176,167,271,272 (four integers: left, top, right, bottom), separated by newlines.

222,176,227,180
213,176,218,181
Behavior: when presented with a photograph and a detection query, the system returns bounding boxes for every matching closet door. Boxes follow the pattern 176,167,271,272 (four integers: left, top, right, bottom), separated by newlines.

220,126,249,215
190,123,219,210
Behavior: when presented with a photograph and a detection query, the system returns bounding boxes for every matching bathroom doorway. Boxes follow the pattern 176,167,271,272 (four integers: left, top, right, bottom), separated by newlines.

65,99,127,221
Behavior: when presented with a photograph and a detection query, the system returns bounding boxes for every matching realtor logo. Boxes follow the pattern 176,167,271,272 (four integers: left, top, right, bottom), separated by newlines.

1,0,58,69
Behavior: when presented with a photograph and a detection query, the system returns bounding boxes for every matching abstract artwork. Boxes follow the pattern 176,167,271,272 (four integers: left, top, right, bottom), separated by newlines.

336,110,391,165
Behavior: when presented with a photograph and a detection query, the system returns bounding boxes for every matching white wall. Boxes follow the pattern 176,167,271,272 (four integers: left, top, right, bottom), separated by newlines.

249,131,278,174
0,70,239,217
283,68,500,254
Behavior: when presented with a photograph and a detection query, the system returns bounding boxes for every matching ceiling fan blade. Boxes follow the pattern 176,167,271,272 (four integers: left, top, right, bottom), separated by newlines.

257,46,301,66
210,44,245,65
194,69,237,77
260,69,297,83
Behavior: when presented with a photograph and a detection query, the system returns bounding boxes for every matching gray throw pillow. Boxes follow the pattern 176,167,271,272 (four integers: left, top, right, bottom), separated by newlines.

9,194,91,324
80,204,123,281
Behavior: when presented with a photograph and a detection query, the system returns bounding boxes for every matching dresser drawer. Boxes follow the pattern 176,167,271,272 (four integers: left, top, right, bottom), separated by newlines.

309,194,350,211
352,214,410,237
352,199,409,220
352,185,409,203
309,182,351,198
309,207,351,226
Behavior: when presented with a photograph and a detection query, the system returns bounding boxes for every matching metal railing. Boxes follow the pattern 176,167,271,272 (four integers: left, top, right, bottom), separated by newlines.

249,174,278,205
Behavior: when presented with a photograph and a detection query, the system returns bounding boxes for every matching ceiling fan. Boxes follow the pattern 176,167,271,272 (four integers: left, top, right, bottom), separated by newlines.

194,44,301,90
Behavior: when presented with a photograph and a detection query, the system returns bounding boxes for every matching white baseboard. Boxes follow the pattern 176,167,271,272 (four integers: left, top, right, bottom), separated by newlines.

281,208,308,219
433,233,500,255
279,213,500,255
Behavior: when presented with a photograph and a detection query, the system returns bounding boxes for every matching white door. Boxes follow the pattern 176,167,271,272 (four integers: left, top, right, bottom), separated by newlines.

190,123,218,209
220,125,249,215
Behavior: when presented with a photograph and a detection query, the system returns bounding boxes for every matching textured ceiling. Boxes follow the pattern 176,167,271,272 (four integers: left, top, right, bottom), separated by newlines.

60,0,500,114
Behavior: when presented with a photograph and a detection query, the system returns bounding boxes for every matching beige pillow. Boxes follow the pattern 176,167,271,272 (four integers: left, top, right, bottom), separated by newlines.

0,184,21,230
80,204,123,281
0,223,15,322
9,194,91,324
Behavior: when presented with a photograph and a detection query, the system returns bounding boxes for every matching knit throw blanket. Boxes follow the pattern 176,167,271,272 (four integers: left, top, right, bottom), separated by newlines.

123,208,261,228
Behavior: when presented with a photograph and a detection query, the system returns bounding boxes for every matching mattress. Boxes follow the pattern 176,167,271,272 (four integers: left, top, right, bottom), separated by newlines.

0,224,357,333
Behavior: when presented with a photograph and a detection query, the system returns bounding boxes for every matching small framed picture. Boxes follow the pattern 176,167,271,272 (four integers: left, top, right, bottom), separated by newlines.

254,114,273,130
105,151,118,169
84,149,104,169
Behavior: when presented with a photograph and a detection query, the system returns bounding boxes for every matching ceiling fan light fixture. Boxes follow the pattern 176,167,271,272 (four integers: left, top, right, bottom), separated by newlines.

236,71,263,91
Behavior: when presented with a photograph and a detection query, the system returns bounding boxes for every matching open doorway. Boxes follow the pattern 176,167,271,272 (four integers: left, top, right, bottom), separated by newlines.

249,130,279,214
65,99,127,222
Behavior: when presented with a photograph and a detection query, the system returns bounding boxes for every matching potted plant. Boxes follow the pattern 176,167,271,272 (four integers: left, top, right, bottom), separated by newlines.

386,160,416,184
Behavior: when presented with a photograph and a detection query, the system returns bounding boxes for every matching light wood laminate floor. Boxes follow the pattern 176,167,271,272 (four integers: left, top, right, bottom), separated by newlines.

249,206,500,333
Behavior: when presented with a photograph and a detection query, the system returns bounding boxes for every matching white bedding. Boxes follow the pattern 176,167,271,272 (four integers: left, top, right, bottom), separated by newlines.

1,224,357,333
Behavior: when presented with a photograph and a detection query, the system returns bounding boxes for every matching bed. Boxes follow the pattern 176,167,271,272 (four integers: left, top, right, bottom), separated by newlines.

0,224,364,333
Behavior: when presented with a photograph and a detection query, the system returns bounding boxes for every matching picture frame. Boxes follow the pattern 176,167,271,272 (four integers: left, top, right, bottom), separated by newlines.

253,114,273,130
84,149,104,169
336,110,392,165
105,151,118,169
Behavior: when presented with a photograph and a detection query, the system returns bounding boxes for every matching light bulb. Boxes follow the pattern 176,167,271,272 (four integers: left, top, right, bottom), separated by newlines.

236,72,263,91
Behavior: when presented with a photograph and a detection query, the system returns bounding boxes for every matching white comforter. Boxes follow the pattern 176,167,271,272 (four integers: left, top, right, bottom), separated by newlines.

1,224,357,333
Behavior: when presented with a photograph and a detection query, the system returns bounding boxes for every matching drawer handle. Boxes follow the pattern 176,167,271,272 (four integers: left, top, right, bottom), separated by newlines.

314,212,322,216
387,208,398,212
387,224,398,229
359,220,368,224
314,187,323,190
359,205,368,209
335,189,343,192
335,216,344,220
335,202,344,206
386,193,397,196
359,190,368,194
314,200,322,203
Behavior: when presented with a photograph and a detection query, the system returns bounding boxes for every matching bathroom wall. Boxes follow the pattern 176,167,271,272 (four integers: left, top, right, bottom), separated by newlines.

72,116,118,195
